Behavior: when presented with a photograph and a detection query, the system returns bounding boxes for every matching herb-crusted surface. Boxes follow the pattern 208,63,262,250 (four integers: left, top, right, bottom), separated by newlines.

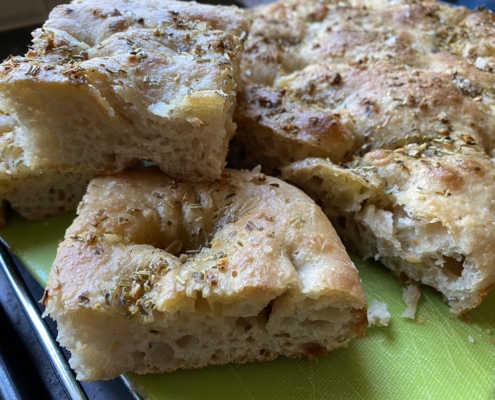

231,0,495,313
43,167,366,381
0,0,249,181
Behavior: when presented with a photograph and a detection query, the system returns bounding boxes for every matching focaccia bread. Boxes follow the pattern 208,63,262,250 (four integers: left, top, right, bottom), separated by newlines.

0,112,95,227
230,0,495,312
0,0,249,181
43,167,367,381
230,62,495,174
282,140,495,314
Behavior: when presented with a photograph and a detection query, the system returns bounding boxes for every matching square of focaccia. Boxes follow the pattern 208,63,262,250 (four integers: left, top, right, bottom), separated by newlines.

43,167,367,381
0,0,249,182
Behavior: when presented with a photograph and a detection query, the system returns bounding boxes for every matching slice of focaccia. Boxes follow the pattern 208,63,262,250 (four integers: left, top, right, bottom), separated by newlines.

43,167,367,381
282,139,495,314
0,0,249,181
231,0,495,312
0,112,94,227
232,59,495,175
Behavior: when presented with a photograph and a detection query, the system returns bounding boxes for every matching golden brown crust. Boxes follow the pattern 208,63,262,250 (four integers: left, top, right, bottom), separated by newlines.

277,61,495,157
68,0,250,39
242,0,489,85
45,167,367,380
230,85,355,174
237,0,495,169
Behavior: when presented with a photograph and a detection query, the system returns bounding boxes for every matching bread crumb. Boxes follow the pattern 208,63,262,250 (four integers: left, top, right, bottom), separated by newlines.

251,165,262,174
367,300,391,327
185,117,204,127
401,284,421,319
486,329,491,335
416,317,424,324
490,338,495,344
465,315,472,323
468,335,475,343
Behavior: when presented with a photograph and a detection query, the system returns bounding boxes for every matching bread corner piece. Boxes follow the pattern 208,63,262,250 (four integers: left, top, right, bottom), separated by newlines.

0,111,95,228
0,0,249,182
281,146,495,315
43,167,367,381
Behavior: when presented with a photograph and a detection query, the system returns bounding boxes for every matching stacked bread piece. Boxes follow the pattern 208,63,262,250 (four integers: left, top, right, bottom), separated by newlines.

43,167,367,380
232,0,495,314
0,0,250,223
0,0,248,181
0,0,370,381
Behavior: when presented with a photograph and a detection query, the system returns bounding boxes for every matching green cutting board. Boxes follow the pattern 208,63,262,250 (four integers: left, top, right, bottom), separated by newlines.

2,211,494,400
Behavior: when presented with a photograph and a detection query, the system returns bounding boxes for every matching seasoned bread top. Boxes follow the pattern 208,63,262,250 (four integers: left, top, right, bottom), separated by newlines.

67,0,249,40
238,0,495,165
275,62,495,157
46,167,366,318
242,0,493,85
0,0,247,124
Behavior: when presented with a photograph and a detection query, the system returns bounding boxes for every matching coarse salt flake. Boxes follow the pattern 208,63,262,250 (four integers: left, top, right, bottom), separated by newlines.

475,56,487,70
